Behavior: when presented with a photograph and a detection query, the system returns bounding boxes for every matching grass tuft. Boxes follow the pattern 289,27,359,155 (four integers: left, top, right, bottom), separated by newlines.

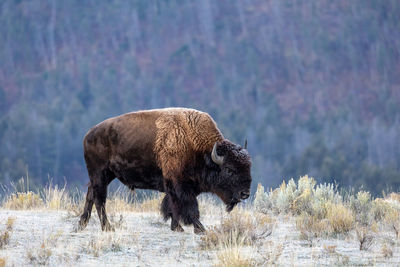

43,182,71,210
82,233,127,257
27,247,52,265
381,243,393,258
0,217,15,249
215,240,254,267
201,208,273,249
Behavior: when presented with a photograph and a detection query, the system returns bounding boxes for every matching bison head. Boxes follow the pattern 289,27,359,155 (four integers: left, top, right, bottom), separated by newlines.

210,140,252,212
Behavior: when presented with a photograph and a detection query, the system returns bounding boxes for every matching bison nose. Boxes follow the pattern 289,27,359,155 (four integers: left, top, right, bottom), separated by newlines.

240,191,250,200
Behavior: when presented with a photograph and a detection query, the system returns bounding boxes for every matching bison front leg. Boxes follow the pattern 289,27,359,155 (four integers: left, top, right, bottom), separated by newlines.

165,180,205,234
179,192,205,234
164,180,185,233
161,194,184,232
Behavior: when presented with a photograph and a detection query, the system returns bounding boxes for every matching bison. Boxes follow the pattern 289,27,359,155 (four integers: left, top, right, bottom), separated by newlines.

78,108,251,233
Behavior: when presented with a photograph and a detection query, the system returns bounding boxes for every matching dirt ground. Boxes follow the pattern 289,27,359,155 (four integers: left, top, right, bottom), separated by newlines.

0,209,399,266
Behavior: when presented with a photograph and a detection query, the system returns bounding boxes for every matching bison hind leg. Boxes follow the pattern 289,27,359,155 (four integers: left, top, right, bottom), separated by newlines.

78,184,94,231
91,169,115,231
161,194,184,232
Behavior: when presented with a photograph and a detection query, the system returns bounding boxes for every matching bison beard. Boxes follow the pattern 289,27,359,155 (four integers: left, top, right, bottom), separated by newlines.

78,108,252,234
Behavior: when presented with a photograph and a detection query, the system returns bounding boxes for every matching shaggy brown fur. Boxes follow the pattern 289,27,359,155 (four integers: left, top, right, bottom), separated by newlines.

154,108,224,181
78,108,252,233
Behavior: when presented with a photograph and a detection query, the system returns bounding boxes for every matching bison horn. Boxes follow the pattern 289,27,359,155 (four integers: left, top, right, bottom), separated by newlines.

211,142,224,165
244,139,248,149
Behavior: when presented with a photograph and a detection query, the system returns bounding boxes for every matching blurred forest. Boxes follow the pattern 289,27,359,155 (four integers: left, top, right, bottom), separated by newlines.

0,0,399,194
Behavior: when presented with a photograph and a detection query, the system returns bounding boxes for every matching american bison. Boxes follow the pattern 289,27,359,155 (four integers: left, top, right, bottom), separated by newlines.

78,108,252,233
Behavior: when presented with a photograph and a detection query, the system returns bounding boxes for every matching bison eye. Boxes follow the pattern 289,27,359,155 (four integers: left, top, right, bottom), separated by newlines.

225,168,234,176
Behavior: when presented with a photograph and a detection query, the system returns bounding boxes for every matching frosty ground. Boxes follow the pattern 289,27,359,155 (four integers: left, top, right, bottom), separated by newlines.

0,208,399,266
0,176,400,266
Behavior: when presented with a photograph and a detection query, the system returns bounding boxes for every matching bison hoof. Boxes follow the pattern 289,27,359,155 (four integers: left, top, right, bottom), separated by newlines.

77,224,85,232
194,227,206,235
77,220,88,232
102,223,115,232
172,224,184,232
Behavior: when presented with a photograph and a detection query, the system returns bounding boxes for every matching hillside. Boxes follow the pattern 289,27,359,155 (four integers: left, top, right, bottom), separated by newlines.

0,0,399,193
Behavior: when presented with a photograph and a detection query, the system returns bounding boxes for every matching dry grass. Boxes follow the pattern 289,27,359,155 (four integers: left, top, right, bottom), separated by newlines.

26,230,63,265
132,193,164,212
327,203,355,235
81,233,131,257
296,213,330,240
1,180,167,217
296,203,354,239
388,193,400,203
105,189,164,214
0,258,5,267
215,240,254,267
43,182,72,210
381,243,393,258
323,244,337,254
27,246,52,265
3,191,44,210
0,231,9,249
5,217,15,232
0,217,15,249
201,207,273,249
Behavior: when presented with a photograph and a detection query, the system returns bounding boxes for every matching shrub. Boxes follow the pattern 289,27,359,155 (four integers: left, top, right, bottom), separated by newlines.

355,225,374,251
372,198,394,222
275,179,297,214
254,184,270,213
350,191,373,226
254,175,342,217
383,205,400,237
